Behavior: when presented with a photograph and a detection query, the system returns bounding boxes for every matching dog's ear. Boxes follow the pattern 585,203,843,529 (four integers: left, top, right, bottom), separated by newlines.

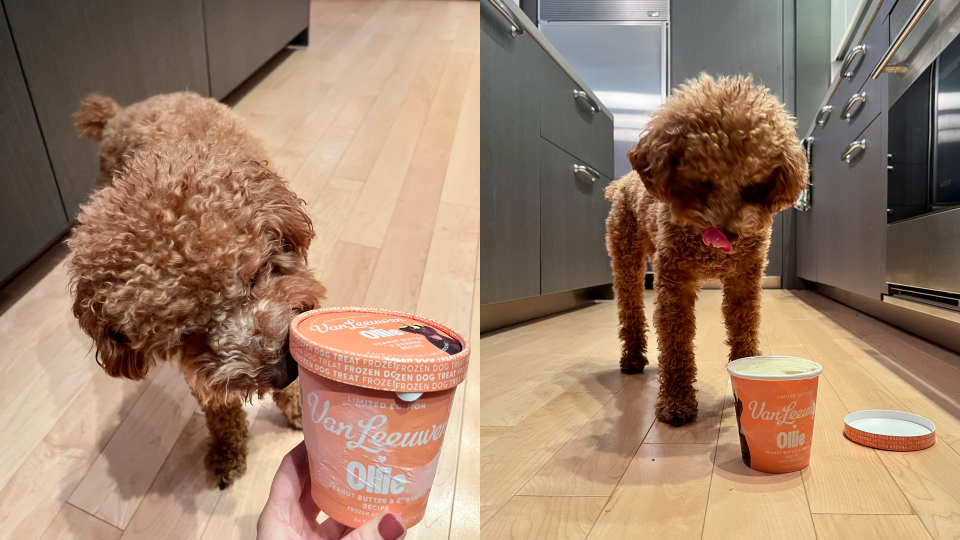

251,165,315,257
72,284,153,380
628,130,678,202
763,143,808,212
93,327,152,380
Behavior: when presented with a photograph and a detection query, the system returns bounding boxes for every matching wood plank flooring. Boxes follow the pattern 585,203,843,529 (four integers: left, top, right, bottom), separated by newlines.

0,1,479,539
480,290,960,540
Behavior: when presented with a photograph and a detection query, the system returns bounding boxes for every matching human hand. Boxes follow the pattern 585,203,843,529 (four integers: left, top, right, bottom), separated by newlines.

257,441,407,540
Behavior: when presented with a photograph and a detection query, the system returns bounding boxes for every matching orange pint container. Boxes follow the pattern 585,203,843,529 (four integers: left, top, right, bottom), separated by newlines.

726,356,822,474
289,308,470,528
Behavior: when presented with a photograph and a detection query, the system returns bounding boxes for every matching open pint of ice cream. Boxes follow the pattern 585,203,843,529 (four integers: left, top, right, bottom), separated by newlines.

289,307,470,528
726,356,822,474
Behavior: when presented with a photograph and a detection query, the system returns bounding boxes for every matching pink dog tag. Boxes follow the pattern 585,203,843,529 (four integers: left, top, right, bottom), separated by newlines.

702,227,732,253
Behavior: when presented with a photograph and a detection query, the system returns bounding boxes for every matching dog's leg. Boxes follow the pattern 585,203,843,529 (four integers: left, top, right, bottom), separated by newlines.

606,196,648,373
652,267,700,426
201,396,249,489
273,380,303,429
721,262,764,361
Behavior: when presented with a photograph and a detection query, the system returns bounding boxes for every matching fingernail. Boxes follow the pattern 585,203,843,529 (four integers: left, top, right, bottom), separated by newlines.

378,513,405,540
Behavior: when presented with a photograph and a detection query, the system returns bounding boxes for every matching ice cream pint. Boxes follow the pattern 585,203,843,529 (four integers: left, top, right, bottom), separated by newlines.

726,356,822,474
289,307,470,528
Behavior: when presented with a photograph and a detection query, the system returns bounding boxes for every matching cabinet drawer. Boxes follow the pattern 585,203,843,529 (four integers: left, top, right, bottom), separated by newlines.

828,74,883,152
539,57,614,178
833,13,888,105
540,139,613,295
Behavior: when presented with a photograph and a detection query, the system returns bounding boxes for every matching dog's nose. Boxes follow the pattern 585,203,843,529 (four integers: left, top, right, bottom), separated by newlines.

270,350,299,389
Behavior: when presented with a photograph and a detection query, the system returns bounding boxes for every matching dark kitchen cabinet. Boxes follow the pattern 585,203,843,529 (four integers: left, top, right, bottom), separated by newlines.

3,0,210,217
825,116,886,298
0,3,68,283
480,0,614,308
796,10,888,301
540,140,612,295
480,2,545,305
203,0,309,99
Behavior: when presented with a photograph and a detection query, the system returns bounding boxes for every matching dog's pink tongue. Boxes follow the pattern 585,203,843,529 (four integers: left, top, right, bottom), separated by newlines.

702,227,732,253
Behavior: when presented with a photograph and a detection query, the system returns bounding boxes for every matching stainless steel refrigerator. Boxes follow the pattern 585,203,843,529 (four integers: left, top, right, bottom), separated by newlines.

539,0,668,179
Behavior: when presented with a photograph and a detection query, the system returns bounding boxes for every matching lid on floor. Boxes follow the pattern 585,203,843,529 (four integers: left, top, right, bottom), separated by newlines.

843,410,936,451
289,307,470,393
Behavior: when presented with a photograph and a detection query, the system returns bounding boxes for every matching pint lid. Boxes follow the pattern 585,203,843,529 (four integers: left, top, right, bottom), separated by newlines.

289,307,470,393
844,410,936,452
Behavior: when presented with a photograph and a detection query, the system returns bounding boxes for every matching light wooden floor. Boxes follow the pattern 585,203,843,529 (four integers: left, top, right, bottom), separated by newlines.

480,289,960,540
0,1,479,539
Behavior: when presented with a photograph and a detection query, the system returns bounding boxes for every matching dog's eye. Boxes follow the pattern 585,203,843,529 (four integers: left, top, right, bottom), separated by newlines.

700,179,713,190
249,269,261,287
741,177,776,204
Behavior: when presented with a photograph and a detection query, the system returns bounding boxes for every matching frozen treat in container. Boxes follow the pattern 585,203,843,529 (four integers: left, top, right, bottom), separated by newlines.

288,307,470,528
727,356,822,474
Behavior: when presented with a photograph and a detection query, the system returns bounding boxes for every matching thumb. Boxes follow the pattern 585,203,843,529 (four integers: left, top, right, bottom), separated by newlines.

342,512,406,540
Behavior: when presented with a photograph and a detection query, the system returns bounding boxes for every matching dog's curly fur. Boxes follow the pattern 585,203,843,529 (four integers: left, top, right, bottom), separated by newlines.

605,74,807,426
68,92,326,487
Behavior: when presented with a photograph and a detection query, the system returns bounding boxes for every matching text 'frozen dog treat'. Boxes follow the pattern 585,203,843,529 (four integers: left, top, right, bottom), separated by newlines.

289,308,470,528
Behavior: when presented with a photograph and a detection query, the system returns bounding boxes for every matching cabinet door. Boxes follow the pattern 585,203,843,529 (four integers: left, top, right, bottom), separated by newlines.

480,2,543,305
540,139,612,294
838,116,886,298
0,4,67,282
819,116,885,298
3,0,209,216
814,114,843,289
203,0,309,99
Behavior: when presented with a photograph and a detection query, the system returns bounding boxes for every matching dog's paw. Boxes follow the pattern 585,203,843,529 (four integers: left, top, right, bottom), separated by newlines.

273,383,303,430
207,440,248,490
655,397,698,427
619,354,648,374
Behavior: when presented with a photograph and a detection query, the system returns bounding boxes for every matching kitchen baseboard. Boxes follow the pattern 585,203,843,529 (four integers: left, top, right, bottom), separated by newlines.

480,284,613,334
813,282,960,356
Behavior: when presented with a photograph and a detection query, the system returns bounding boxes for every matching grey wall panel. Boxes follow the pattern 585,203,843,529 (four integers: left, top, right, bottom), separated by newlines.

670,0,784,96
671,0,791,280
3,0,209,217
203,0,309,100
0,1,68,282
796,0,832,135
481,3,544,305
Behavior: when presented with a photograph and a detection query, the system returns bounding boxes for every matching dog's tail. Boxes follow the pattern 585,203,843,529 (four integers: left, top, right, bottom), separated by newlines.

73,94,120,142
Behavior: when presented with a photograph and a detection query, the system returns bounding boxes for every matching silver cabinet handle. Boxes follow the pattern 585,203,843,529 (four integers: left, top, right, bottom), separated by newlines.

841,44,867,79
816,105,832,127
573,90,598,113
872,0,935,78
842,92,867,120
841,139,867,163
573,164,599,182
486,0,524,37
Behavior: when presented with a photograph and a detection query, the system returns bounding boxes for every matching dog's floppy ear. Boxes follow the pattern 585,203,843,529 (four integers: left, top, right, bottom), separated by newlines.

763,143,808,212
628,129,679,203
71,283,153,380
248,164,315,258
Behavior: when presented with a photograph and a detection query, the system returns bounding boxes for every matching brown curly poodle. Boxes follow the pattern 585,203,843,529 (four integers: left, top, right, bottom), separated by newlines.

67,92,326,488
605,74,806,426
